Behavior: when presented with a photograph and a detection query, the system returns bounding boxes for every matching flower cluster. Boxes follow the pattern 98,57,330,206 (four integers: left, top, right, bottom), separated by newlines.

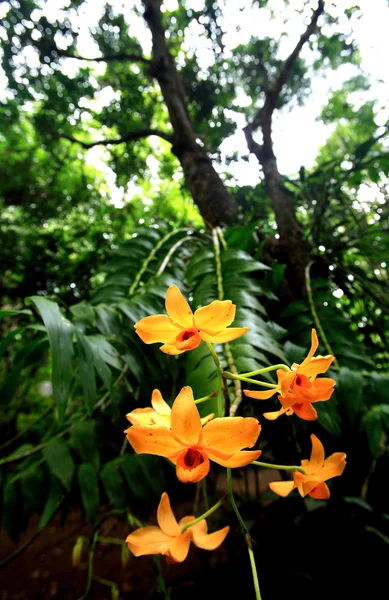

124,285,346,566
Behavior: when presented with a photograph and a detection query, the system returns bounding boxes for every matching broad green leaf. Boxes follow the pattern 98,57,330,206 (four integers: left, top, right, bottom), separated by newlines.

100,461,127,508
77,464,99,523
336,367,364,426
43,439,75,492
29,297,73,423
138,455,165,497
120,454,149,501
0,327,25,360
39,477,64,530
0,309,32,319
362,411,383,457
69,421,100,471
70,301,96,328
87,335,122,370
19,465,45,521
0,338,48,405
2,479,21,542
75,330,97,414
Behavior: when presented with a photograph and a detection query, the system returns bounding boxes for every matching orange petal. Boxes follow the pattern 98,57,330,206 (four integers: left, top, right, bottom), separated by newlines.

194,300,236,335
170,386,202,445
176,449,210,483
159,343,185,355
300,355,334,378
309,434,325,471
263,406,289,420
157,493,180,536
151,390,171,416
309,482,330,499
301,478,322,497
207,449,262,468
166,531,192,563
279,371,297,397
268,480,295,497
165,285,194,329
135,315,181,344
127,424,182,457
201,417,261,454
243,388,279,400
126,407,155,426
200,413,215,426
310,377,336,401
192,524,230,550
199,327,249,343
299,329,319,369
292,402,318,421
126,526,171,557
319,452,347,481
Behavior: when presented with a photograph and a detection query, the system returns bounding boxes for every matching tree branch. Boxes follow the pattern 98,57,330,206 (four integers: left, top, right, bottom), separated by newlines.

57,49,152,66
61,128,174,148
247,0,325,134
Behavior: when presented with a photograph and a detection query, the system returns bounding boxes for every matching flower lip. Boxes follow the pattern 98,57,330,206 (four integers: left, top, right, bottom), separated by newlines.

175,328,202,351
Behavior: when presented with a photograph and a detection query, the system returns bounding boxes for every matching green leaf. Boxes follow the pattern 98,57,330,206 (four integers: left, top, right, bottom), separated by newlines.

137,455,165,497
2,479,21,542
362,411,383,457
75,330,97,414
87,335,121,370
69,421,100,471
43,439,75,492
29,297,73,423
120,454,149,501
0,309,32,319
0,327,25,360
70,301,96,328
39,477,64,530
336,367,364,426
77,464,99,523
100,461,127,508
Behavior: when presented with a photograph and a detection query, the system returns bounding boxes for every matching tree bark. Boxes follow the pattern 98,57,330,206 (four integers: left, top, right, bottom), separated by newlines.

143,0,237,226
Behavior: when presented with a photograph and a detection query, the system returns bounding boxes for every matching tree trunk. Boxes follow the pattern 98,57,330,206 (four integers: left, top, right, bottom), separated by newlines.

143,0,237,226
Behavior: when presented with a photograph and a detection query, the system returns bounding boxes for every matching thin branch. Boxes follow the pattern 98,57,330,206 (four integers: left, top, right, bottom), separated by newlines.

61,128,174,149
246,0,324,134
57,49,152,66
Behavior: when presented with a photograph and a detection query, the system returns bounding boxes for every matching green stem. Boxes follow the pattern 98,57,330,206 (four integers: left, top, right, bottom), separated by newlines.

97,536,125,545
180,496,225,534
212,227,224,301
129,228,187,296
223,371,278,387
226,468,249,535
227,469,262,600
153,555,171,600
194,392,216,405
156,236,193,276
206,341,220,368
247,536,262,600
241,364,290,377
305,261,340,370
252,461,306,475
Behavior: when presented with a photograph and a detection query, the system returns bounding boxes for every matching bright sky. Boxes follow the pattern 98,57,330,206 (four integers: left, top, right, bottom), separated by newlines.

1,0,388,202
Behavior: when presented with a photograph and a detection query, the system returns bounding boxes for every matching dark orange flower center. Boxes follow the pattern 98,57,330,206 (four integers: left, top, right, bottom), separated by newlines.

295,374,311,388
183,448,204,469
176,328,201,351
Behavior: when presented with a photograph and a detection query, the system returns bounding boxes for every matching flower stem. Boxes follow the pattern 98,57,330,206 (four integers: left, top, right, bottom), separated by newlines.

202,478,209,512
223,371,278,387
194,392,216,405
240,364,291,377
226,468,249,535
206,341,220,368
252,461,306,475
305,261,339,370
227,468,262,600
180,496,225,534
246,535,262,600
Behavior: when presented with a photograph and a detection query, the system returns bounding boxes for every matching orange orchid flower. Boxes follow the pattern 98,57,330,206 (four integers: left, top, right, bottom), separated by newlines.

134,285,248,354
126,389,214,428
244,329,336,421
126,386,262,483
126,492,229,563
269,434,346,499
